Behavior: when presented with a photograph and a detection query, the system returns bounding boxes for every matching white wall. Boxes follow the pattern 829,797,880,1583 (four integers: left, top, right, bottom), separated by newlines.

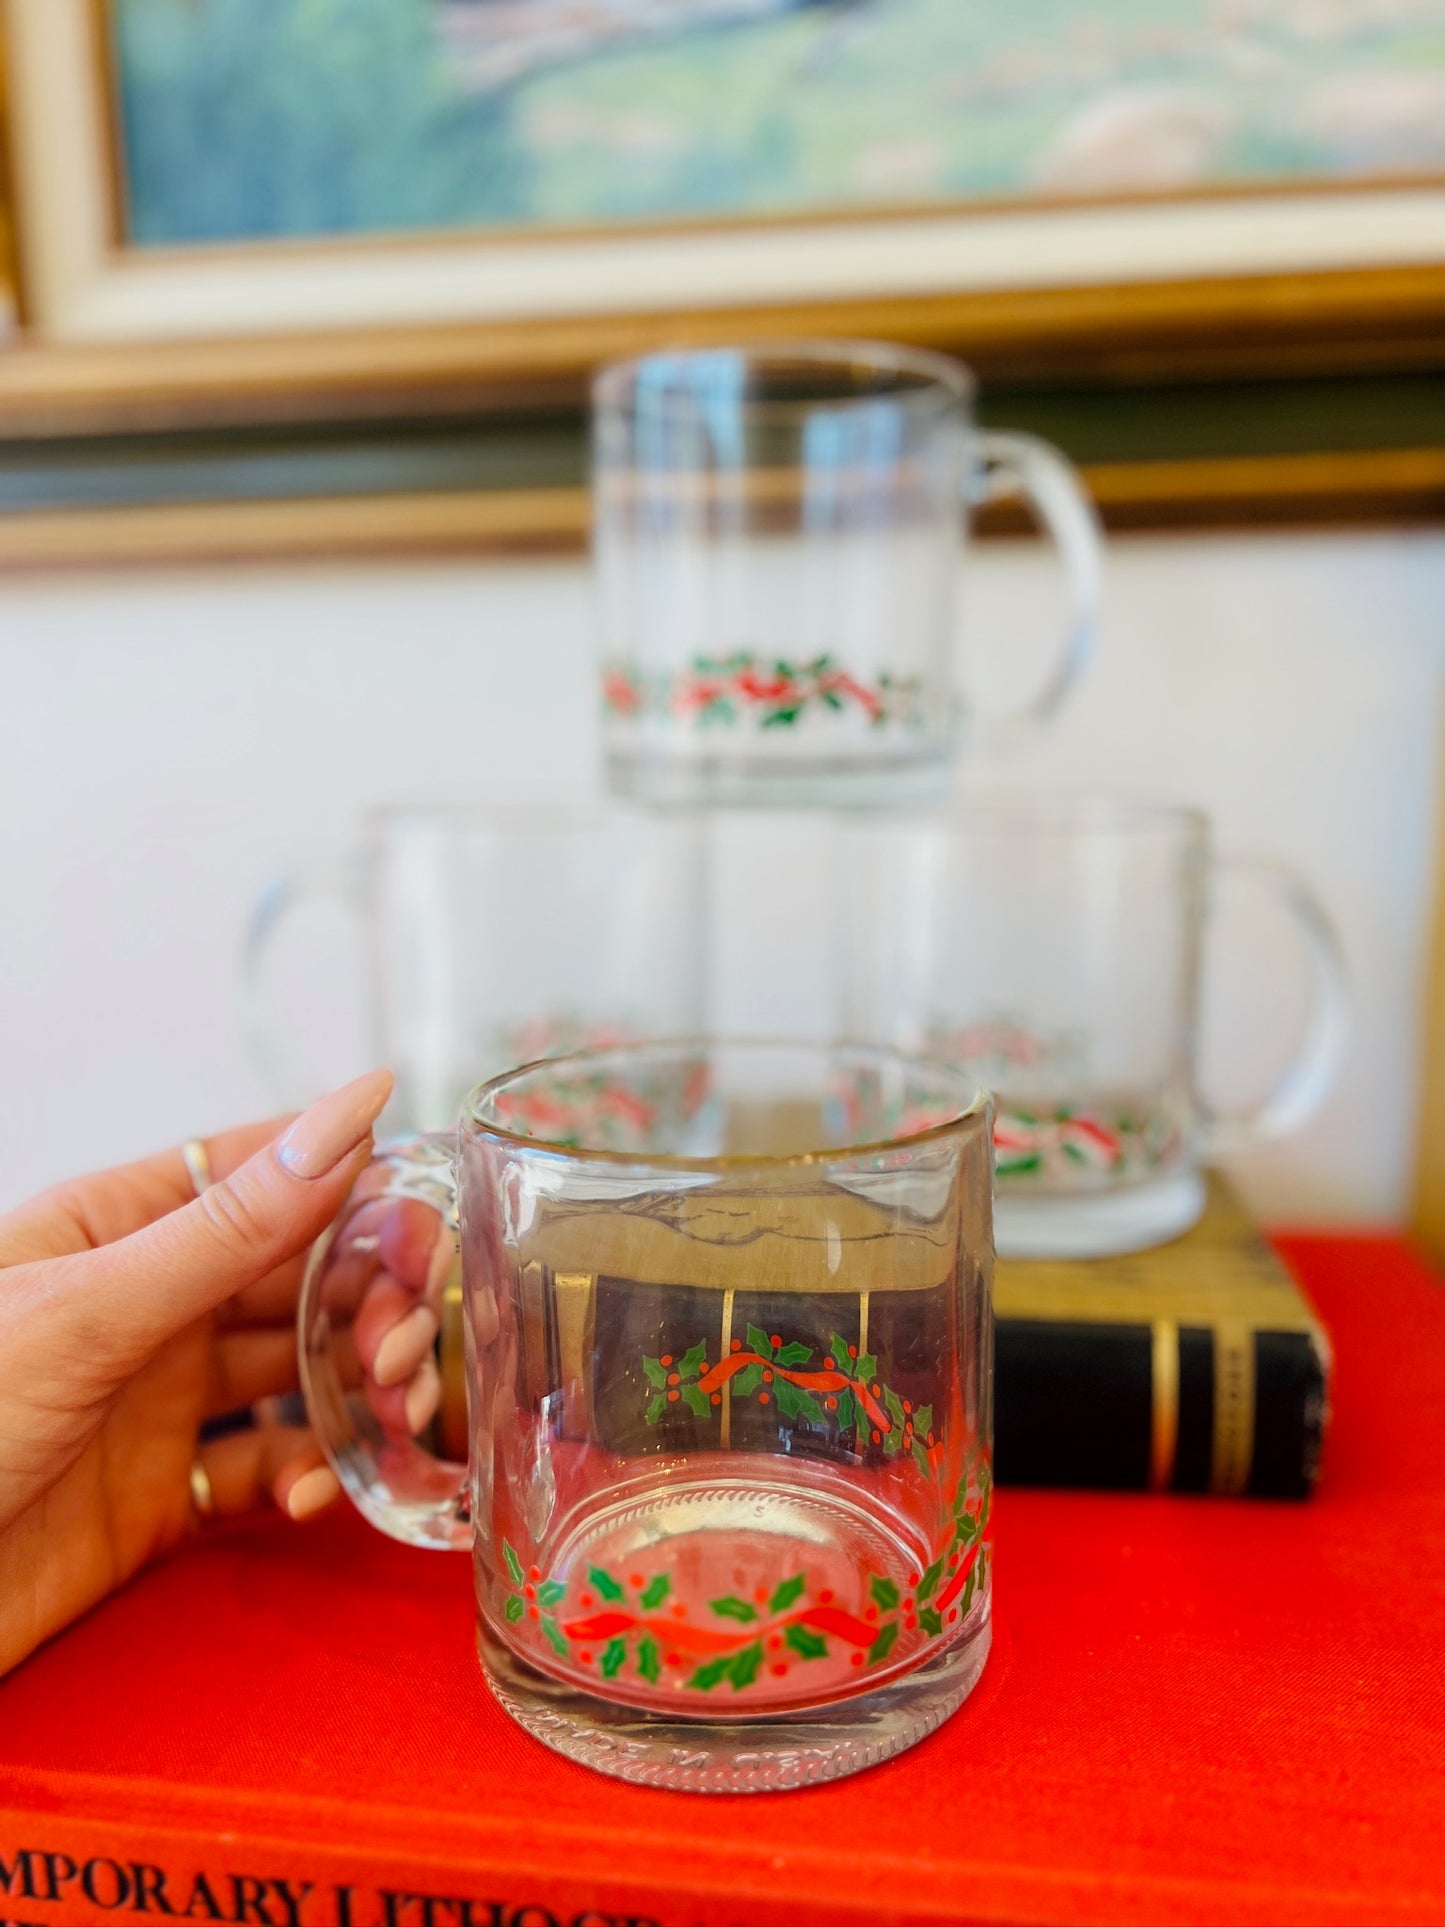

2,527,1442,1224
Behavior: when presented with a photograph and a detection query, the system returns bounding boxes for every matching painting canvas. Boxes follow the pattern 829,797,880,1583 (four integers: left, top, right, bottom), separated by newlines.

108,0,1445,246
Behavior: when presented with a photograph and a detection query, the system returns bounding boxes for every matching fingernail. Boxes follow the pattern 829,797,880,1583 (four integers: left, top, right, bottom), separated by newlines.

373,1303,439,1388
276,1070,393,1180
405,1356,441,1435
285,1465,341,1520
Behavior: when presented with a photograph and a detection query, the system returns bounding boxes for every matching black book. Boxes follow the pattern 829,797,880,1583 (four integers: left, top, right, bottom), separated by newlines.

994,1175,1330,1499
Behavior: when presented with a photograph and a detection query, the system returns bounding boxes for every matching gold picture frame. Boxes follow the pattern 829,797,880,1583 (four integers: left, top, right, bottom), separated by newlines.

0,0,1439,552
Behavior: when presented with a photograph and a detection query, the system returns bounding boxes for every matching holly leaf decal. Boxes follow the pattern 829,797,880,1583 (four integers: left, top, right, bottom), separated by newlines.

682,1383,712,1417
919,1607,944,1638
503,1542,525,1585
588,1567,625,1603
728,1642,764,1689
540,1616,568,1657
916,1558,945,1605
912,1439,933,1478
645,1392,666,1425
504,1595,524,1624
867,1620,900,1666
829,1334,854,1371
537,1580,566,1607
774,1342,812,1367
689,1656,730,1691
835,1387,856,1432
637,1635,661,1684
643,1356,667,1390
870,1574,899,1612
733,1361,764,1397
680,1340,709,1379
770,1573,805,1613
745,1323,772,1357
856,1352,877,1384
640,1573,670,1610
601,1638,627,1680
710,1596,757,1623
784,1623,827,1660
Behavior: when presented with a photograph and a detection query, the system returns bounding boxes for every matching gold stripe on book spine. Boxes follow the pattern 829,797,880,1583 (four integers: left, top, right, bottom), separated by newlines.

1149,1319,1180,1493
1210,1319,1257,1495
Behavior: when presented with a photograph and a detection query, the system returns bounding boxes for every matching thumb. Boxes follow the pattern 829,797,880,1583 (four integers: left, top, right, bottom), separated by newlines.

50,1070,394,1372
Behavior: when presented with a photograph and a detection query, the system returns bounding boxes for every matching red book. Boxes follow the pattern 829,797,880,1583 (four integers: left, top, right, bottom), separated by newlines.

2,1234,1443,1927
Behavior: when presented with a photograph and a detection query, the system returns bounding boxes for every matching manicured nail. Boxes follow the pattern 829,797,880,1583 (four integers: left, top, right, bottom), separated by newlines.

276,1070,393,1180
285,1465,341,1520
405,1356,441,1435
373,1304,439,1388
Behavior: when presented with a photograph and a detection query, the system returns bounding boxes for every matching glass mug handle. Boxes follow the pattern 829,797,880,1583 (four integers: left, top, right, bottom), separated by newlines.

967,430,1104,733
296,1132,469,1552
1199,858,1351,1157
242,851,367,1108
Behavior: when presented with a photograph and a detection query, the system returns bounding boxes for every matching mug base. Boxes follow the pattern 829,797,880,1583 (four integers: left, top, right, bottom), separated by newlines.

478,1612,991,1793
994,1169,1206,1260
605,744,955,812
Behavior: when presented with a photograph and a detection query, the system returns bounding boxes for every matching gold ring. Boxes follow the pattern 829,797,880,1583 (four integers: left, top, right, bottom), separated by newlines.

181,1138,213,1197
189,1458,215,1519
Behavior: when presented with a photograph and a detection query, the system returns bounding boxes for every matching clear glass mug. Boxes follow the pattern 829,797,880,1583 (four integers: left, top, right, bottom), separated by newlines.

838,802,1349,1257
593,341,1103,809
298,1042,995,1792
244,805,707,1126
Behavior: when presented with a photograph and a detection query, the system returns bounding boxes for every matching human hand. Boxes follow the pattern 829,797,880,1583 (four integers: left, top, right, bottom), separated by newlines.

0,1070,392,1678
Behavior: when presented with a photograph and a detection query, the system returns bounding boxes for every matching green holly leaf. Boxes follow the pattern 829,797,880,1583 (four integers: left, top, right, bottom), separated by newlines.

774,1342,812,1367
680,1340,709,1379
637,1635,661,1684
640,1573,670,1610
537,1580,566,1607
955,1511,980,1545
914,1405,933,1438
643,1356,667,1389
884,1387,906,1431
540,1616,568,1658
710,1596,757,1623
883,1427,903,1457
784,1623,827,1660
728,1642,764,1689
912,1439,933,1479
774,1378,804,1421
829,1334,853,1371
682,1383,712,1417
867,1620,900,1666
919,1607,943,1637
774,1379,823,1424
588,1567,625,1603
835,1388,855,1432
821,689,844,711
770,1573,805,1613
645,1392,666,1425
503,1542,525,1585
745,1323,772,1357
689,1656,730,1691
733,1361,764,1397
870,1574,899,1612
916,1558,944,1605
960,1566,978,1617
856,1352,877,1384
601,1638,627,1680
762,707,801,727
504,1594,524,1624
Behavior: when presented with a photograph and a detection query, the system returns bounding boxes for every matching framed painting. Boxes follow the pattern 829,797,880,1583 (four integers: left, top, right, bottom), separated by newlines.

0,0,1441,556
3,0,1443,369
